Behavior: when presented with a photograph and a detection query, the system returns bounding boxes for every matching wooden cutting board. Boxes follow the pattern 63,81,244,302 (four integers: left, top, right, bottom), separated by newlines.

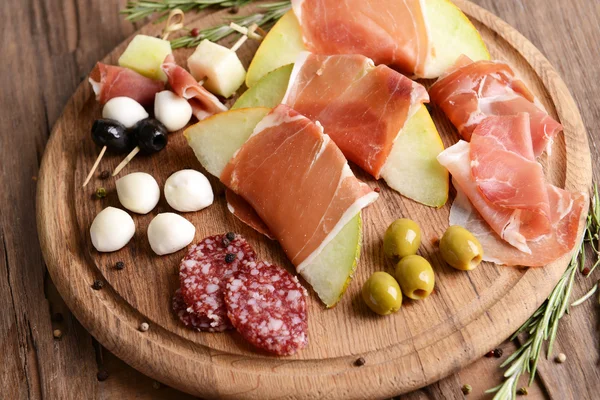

36,1,592,398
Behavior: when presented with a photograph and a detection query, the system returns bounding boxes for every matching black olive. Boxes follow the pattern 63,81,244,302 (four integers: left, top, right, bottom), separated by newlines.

91,119,134,153
132,118,168,154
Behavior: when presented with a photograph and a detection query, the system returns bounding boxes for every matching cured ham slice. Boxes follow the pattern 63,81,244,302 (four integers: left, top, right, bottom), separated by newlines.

220,104,378,269
291,0,430,76
225,190,274,240
161,55,228,121
470,114,551,239
283,53,429,178
89,63,164,106
450,185,586,267
429,55,562,156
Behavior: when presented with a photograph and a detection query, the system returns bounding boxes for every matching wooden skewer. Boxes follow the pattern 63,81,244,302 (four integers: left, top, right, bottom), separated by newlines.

111,17,256,178
83,146,107,187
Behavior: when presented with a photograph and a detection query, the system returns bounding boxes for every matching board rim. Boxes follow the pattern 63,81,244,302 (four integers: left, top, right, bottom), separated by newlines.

36,1,592,398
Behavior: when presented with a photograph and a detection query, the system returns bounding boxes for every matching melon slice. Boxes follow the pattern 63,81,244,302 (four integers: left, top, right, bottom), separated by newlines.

233,64,293,110
118,35,172,82
184,108,363,307
246,0,489,83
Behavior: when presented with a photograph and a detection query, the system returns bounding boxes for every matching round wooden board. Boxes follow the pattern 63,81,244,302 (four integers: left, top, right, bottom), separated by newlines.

37,1,592,398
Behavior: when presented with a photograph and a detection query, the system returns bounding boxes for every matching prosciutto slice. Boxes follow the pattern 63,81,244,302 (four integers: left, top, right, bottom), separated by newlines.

220,104,378,269
429,55,562,156
291,0,430,76
283,53,429,179
450,185,586,267
161,55,227,120
88,63,164,106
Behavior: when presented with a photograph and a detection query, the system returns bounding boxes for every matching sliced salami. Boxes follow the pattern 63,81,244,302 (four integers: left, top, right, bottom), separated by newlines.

171,289,231,332
179,233,256,328
225,261,308,356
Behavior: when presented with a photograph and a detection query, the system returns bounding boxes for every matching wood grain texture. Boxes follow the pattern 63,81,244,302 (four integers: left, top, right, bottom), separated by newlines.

1,0,598,399
34,1,592,399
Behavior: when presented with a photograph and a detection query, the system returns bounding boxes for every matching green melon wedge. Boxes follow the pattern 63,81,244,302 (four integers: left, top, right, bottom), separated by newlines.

233,64,293,110
184,108,363,307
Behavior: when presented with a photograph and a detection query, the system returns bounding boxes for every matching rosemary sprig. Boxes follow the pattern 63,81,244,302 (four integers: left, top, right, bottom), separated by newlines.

486,185,599,400
121,0,253,22
169,1,291,49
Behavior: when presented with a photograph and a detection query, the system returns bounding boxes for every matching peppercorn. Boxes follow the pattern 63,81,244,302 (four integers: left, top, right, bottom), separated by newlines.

115,261,125,270
92,280,104,290
226,232,236,242
493,348,503,358
484,350,495,358
461,384,472,395
556,353,567,363
190,28,200,37
354,357,366,367
97,370,109,381
95,187,107,199
139,322,149,332
225,253,236,264
374,187,381,193
99,170,110,180
53,329,63,340
517,387,528,395
229,6,239,14
582,267,591,276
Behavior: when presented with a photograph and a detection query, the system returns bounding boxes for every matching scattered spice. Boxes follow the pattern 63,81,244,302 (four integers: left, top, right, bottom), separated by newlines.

226,232,236,242
152,381,161,389
354,357,366,367
556,353,567,363
493,348,503,358
229,6,239,14
484,350,495,358
51,312,64,323
99,170,110,180
139,322,150,332
225,253,236,264
373,187,381,193
115,261,125,270
190,27,200,37
92,280,104,290
461,384,472,395
95,187,107,199
97,370,109,381
517,387,528,395
582,267,591,276
53,329,63,340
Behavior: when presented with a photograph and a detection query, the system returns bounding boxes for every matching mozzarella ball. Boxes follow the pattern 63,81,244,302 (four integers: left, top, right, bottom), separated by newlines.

102,97,149,128
116,172,160,214
154,91,193,132
164,169,214,212
90,207,135,252
147,213,195,255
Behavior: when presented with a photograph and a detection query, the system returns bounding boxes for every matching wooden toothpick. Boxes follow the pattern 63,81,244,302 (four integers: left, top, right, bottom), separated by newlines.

83,146,107,187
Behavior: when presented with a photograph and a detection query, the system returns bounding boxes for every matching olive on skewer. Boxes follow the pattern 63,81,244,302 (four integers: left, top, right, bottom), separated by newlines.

83,119,135,187
112,118,168,177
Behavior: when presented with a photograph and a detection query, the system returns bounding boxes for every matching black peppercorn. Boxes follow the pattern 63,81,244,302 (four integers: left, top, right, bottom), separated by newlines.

226,232,236,242
115,261,125,270
99,170,110,180
354,357,366,366
229,6,239,14
225,253,236,264
493,348,503,358
92,280,104,290
97,370,109,381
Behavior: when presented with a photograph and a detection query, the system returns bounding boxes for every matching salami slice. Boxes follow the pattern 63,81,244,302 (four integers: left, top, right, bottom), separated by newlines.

225,261,308,356
179,233,256,328
171,289,231,332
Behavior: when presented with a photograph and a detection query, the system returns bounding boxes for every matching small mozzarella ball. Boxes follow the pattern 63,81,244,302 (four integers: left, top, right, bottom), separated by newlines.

116,172,160,214
147,213,195,255
164,169,214,212
102,97,149,128
154,91,193,132
90,207,135,252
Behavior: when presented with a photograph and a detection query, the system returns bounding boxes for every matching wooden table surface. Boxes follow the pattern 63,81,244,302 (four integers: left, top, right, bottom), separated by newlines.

1,0,598,398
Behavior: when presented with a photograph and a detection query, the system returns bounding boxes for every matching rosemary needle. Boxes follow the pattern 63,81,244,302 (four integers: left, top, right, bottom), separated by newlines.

571,281,599,307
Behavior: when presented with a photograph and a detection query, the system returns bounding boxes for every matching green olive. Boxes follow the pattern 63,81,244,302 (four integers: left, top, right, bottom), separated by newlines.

361,272,403,315
383,218,421,262
394,255,435,300
439,225,484,271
